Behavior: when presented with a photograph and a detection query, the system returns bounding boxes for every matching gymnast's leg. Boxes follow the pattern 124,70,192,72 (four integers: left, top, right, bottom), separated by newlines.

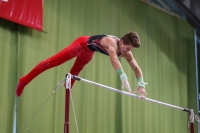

69,50,94,88
16,36,90,97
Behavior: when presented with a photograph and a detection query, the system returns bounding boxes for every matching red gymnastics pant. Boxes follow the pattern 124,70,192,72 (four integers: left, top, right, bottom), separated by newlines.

16,36,94,97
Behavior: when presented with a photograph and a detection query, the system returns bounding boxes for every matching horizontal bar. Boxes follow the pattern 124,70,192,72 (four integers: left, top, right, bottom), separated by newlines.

70,75,190,113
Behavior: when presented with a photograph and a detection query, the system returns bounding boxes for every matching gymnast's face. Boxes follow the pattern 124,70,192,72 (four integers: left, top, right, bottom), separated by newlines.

119,40,134,55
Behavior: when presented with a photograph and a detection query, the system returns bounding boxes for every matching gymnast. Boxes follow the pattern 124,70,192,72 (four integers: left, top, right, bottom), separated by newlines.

16,31,147,98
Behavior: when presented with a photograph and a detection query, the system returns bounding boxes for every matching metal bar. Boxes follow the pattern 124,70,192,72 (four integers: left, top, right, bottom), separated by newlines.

71,75,190,112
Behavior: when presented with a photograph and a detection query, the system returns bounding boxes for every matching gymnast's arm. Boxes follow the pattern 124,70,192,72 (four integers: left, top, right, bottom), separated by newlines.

100,37,132,92
121,51,143,78
121,51,147,98
100,37,122,70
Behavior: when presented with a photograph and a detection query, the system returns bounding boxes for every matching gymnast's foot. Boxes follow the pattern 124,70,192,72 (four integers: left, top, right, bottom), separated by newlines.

16,78,27,97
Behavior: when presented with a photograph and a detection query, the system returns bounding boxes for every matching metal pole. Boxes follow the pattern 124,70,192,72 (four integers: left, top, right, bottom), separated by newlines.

64,74,71,133
194,29,200,133
64,88,70,133
189,109,195,133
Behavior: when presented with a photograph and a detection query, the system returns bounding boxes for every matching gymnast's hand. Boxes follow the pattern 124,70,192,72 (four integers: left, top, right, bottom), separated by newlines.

121,79,132,93
133,86,146,100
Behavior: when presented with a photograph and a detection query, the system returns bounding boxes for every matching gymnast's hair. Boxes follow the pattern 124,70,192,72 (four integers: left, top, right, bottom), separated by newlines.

121,31,141,48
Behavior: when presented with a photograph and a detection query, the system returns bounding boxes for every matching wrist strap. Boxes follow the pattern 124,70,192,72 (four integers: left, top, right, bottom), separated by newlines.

137,77,147,88
117,68,124,75
117,68,127,81
120,73,127,81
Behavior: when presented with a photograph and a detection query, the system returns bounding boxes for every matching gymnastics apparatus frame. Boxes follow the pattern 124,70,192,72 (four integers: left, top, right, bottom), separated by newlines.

64,73,198,133
18,73,200,133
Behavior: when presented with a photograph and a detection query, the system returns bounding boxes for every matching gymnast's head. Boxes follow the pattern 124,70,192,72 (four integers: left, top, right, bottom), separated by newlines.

118,31,141,54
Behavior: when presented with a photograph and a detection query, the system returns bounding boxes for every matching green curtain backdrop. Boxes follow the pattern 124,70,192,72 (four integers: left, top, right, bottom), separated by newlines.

0,0,197,133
